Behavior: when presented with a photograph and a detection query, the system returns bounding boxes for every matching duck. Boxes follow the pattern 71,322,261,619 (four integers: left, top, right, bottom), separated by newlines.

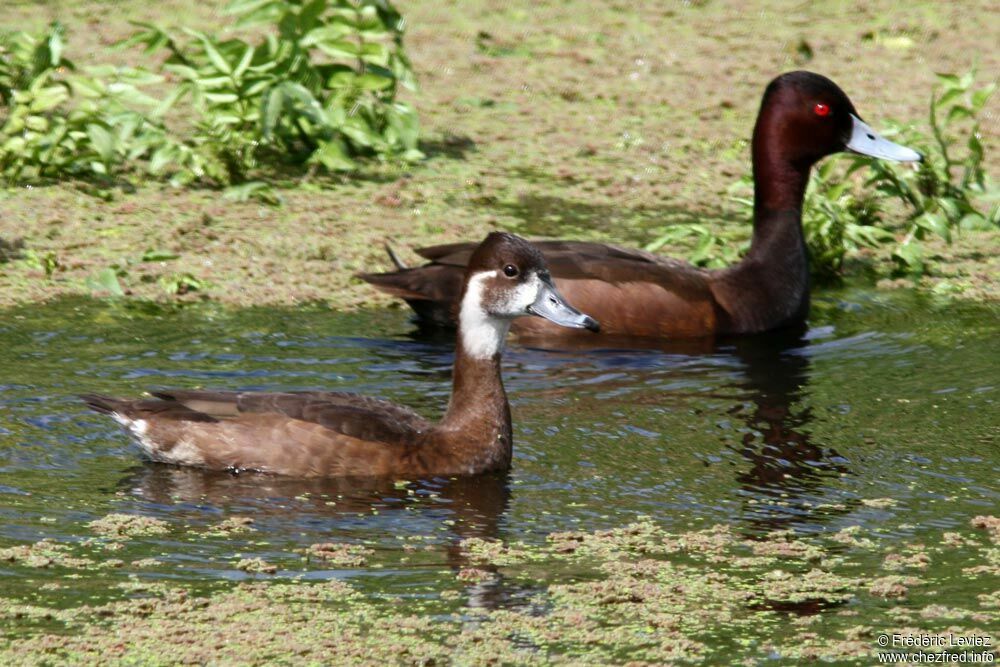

81,233,598,478
360,71,922,340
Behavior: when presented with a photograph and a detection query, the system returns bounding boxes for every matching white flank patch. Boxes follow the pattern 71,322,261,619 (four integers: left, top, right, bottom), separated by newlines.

459,271,510,359
112,414,158,458
110,414,205,465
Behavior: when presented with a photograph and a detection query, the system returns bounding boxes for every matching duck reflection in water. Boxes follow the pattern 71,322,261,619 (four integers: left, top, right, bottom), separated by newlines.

516,325,853,534
725,325,853,535
120,466,532,610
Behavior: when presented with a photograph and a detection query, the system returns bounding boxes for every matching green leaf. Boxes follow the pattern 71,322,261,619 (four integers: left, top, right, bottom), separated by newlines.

892,242,924,275
309,38,358,59
946,105,972,122
915,212,951,243
260,86,284,139
29,85,69,112
309,139,356,171
232,45,256,79
356,72,393,91
299,0,328,32
970,84,996,113
933,72,960,88
201,38,233,74
203,92,240,104
86,124,115,162
225,0,277,15
300,24,354,47
223,180,281,205
46,23,65,66
141,249,180,262
87,267,125,297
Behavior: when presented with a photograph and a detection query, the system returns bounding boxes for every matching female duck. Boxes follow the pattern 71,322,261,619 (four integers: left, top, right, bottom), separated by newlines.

82,233,598,478
361,71,922,339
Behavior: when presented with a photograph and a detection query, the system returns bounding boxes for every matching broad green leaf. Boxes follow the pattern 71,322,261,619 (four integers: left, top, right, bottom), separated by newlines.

201,38,233,74
141,249,180,262
915,212,950,242
933,73,960,87
309,139,355,171
203,92,240,104
299,0,328,32
149,146,173,173
356,72,393,91
86,124,115,161
260,86,284,138
87,267,125,297
301,24,354,47
29,86,69,112
225,0,276,15
970,84,996,112
310,38,358,59
46,23,64,65
233,45,256,79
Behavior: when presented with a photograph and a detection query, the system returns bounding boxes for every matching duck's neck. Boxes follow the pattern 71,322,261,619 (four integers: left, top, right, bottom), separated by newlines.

712,125,813,333
437,313,513,471
748,129,812,261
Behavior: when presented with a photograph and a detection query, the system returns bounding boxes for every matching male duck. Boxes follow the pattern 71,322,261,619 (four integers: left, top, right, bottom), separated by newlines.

82,233,598,478
361,71,922,339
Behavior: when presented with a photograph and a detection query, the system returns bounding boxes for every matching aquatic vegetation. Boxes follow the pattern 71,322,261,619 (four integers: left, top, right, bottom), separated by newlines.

236,557,278,574
303,542,373,567
86,513,170,539
1,517,996,664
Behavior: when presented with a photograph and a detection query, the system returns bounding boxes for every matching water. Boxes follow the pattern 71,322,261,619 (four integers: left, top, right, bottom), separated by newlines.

0,290,997,616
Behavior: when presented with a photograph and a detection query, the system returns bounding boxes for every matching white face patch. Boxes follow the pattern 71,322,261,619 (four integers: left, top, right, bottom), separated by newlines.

458,270,541,359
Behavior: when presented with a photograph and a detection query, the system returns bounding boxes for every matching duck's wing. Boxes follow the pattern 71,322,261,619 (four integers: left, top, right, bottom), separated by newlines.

147,390,431,443
82,391,434,477
360,240,711,333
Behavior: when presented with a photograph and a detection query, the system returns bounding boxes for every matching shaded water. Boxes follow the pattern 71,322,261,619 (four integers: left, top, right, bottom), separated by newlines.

0,290,997,618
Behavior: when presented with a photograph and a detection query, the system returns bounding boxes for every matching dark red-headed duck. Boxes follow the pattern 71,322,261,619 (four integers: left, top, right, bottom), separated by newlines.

361,71,921,339
82,233,598,478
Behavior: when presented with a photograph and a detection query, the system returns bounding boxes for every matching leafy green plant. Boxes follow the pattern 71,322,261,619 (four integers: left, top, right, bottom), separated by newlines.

643,223,744,269
22,249,61,277
86,267,126,297
124,0,422,180
0,24,174,184
847,70,997,274
161,273,204,296
0,0,421,189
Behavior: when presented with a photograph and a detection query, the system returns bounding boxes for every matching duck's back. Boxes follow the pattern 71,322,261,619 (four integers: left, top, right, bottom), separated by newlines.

362,240,721,338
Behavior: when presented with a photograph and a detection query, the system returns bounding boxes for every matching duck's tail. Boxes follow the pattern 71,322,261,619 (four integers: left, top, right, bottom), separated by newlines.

384,244,407,270
356,251,464,329
80,393,131,416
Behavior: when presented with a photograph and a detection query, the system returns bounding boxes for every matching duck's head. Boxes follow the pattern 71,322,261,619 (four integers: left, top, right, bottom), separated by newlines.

458,233,598,356
755,71,922,166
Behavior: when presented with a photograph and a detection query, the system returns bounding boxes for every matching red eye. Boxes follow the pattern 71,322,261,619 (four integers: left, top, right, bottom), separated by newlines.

814,103,831,117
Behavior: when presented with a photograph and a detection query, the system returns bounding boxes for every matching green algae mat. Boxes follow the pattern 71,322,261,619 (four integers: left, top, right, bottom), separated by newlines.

0,290,997,664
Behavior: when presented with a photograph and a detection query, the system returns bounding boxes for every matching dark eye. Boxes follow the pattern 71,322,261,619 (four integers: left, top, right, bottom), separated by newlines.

813,102,831,117
503,264,519,278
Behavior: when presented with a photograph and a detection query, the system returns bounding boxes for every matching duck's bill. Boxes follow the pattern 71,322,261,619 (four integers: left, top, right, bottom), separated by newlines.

846,114,922,162
527,277,600,332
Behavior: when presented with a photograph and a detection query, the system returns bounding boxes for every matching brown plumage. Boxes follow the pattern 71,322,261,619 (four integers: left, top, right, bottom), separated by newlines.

82,233,597,478
360,71,921,340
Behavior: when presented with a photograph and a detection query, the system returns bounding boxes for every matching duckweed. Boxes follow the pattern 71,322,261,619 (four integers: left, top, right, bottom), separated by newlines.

4,517,995,664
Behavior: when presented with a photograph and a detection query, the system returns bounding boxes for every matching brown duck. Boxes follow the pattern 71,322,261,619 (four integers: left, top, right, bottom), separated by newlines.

82,233,598,478
361,71,922,340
